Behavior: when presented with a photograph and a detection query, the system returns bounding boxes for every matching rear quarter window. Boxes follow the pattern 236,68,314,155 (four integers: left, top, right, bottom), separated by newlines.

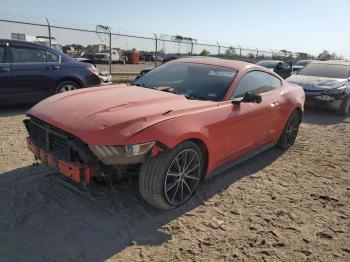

46,50,59,62
12,47,47,63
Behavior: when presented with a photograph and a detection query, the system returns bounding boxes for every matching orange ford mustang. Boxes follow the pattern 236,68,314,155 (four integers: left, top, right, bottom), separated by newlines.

24,57,305,209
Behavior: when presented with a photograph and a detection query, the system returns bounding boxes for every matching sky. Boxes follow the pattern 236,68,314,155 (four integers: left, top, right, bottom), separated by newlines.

1,0,349,58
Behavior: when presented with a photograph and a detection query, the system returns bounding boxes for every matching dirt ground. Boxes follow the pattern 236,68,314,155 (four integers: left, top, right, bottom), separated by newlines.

0,106,349,262
96,62,157,74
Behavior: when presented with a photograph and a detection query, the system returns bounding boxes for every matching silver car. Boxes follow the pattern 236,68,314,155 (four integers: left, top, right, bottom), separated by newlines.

287,61,350,115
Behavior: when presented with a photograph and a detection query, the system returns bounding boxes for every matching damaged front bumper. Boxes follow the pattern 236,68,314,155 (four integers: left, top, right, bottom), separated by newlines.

304,91,348,110
24,117,164,186
27,138,95,184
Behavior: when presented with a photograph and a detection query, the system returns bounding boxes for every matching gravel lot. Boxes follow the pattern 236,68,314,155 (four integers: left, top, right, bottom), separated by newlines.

96,62,158,73
0,106,349,262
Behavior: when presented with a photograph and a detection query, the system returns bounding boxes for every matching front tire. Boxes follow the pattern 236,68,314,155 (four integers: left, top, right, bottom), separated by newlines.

278,110,301,149
55,81,79,94
139,141,203,210
336,96,350,116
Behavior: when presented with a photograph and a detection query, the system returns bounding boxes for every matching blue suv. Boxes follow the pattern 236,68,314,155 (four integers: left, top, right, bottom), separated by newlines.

0,39,104,105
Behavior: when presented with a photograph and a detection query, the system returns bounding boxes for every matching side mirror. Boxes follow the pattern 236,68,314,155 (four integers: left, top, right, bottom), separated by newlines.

232,92,262,104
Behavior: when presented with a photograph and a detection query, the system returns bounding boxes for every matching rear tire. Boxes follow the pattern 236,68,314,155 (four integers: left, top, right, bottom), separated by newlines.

55,81,80,94
139,141,203,210
278,110,301,149
336,96,350,116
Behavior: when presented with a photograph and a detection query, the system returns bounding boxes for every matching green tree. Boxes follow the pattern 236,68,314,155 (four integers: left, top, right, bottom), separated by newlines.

296,52,314,60
317,50,332,61
199,49,210,56
225,46,236,56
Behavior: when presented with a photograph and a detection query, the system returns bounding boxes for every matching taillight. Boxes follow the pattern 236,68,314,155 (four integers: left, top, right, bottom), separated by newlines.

87,66,99,75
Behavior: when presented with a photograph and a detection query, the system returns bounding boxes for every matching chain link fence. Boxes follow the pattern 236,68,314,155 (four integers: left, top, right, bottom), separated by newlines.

0,13,302,80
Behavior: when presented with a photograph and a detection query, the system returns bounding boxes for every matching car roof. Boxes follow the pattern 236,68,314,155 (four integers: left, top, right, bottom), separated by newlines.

0,39,52,49
0,39,76,62
172,57,256,71
310,60,350,66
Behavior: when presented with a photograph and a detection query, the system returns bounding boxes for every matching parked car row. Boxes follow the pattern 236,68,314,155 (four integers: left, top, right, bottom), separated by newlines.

0,39,110,105
291,59,314,73
256,60,292,79
139,53,163,62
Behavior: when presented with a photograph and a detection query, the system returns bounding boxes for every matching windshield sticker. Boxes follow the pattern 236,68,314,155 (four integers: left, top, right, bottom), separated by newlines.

208,71,235,78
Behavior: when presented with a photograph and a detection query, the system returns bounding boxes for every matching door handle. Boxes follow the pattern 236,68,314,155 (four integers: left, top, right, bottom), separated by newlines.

0,67,10,72
47,65,60,70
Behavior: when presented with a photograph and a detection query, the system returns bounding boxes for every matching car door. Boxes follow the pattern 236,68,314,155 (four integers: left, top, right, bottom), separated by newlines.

10,44,61,103
0,42,12,104
224,71,280,162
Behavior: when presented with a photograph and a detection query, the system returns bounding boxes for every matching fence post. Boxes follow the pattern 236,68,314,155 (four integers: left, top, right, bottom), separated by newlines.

190,41,194,55
109,32,112,75
239,46,242,57
154,33,158,68
255,47,258,58
217,42,220,56
46,18,52,47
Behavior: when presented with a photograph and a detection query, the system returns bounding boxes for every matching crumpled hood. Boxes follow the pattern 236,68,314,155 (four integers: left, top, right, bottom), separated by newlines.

27,84,214,145
287,74,349,91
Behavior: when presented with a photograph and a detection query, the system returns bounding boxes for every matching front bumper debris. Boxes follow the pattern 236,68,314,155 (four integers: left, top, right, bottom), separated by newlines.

27,137,95,184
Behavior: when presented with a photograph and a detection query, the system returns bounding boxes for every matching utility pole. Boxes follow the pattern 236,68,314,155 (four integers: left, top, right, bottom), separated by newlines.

154,33,158,68
46,18,52,47
96,25,112,74
109,31,112,75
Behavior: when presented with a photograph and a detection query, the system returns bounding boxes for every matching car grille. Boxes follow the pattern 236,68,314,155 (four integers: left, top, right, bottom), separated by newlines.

26,118,71,161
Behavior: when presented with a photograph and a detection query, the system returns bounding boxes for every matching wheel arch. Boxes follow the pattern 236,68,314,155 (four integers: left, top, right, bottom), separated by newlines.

56,77,83,89
178,137,209,181
293,106,303,123
155,132,211,180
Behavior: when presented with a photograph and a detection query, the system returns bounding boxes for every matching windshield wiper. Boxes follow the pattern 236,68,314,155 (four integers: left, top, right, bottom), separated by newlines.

183,94,201,100
134,83,146,87
156,86,179,93
134,83,154,89
157,87,208,101
137,85,207,101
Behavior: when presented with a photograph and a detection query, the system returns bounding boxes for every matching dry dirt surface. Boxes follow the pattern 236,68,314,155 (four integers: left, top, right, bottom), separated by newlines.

96,62,159,74
0,107,349,262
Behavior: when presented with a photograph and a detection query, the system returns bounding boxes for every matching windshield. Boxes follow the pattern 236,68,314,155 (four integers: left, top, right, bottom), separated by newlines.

256,61,277,68
297,63,350,79
133,62,237,101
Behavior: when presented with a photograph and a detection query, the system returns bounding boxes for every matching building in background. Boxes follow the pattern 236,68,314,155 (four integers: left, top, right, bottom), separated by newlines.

11,33,36,42
11,33,62,51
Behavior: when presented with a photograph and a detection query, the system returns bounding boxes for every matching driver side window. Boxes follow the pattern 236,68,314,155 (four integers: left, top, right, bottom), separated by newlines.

233,71,281,98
